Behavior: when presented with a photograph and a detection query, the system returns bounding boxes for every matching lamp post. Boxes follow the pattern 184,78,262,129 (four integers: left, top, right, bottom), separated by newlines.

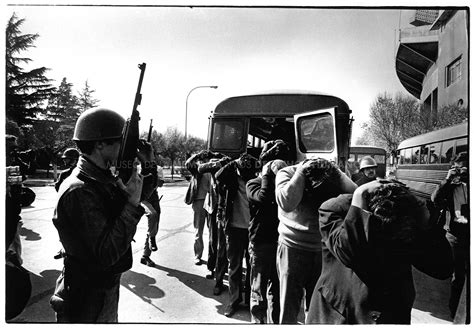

185,85,218,141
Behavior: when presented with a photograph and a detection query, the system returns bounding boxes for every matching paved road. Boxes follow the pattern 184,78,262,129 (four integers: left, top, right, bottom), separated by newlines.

10,181,454,324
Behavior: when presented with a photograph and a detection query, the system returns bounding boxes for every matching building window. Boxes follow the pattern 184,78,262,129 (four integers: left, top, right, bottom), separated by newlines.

446,56,462,87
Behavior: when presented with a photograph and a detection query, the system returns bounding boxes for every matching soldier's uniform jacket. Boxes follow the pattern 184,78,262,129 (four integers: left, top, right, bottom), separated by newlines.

53,156,145,282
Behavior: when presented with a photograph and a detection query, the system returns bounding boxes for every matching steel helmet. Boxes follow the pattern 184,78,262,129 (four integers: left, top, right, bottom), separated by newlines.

359,156,377,170
62,148,80,159
73,108,125,141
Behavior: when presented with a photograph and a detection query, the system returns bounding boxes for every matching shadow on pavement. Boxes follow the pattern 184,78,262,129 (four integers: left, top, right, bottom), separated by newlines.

19,225,41,241
152,263,250,322
121,270,166,312
10,269,61,323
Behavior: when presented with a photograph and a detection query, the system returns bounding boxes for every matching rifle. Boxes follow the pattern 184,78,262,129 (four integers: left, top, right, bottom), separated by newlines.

147,119,153,142
117,63,146,182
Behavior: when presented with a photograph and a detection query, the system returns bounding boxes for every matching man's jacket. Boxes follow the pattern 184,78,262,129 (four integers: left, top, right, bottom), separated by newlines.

215,161,240,233
246,173,279,244
432,179,469,240
53,156,145,277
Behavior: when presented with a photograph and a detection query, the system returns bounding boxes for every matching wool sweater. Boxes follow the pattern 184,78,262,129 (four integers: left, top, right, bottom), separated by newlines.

275,165,322,252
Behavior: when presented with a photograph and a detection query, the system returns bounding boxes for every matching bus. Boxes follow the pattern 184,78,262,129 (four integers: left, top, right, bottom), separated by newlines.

207,90,353,169
394,121,468,200
348,145,387,178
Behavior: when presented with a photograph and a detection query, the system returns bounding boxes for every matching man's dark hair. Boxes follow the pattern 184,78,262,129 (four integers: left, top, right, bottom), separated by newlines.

452,152,468,165
302,158,342,204
367,183,421,248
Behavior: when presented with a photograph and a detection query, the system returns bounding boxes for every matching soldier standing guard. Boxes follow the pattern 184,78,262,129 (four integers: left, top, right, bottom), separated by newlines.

50,108,157,323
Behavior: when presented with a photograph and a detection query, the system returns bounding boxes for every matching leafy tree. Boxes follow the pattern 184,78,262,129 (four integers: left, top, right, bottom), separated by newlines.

433,103,468,129
77,80,100,113
6,13,55,125
360,92,422,155
184,136,207,157
162,127,185,177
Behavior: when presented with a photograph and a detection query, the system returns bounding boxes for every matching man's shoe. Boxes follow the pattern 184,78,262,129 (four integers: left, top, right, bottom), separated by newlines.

224,304,237,317
140,256,156,267
205,271,214,279
194,258,203,265
150,237,158,252
213,284,224,296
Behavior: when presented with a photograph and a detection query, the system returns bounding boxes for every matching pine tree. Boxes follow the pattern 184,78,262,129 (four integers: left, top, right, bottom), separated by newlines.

77,80,100,113
6,13,55,125
46,77,79,126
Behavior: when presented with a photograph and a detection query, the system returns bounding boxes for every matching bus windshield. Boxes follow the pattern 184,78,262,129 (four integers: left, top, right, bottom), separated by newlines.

210,119,245,150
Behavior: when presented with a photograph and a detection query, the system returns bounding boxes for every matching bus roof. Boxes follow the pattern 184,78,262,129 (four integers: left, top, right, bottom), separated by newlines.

397,121,468,150
350,145,386,152
213,91,351,117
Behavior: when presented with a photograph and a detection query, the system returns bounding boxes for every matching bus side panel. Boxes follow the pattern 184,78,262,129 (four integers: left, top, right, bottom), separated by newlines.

394,165,450,200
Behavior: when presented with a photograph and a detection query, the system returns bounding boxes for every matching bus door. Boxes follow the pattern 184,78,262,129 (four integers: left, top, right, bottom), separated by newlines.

294,108,338,163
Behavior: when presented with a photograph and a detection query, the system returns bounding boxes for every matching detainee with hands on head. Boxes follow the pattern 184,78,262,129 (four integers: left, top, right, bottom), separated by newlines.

306,179,454,324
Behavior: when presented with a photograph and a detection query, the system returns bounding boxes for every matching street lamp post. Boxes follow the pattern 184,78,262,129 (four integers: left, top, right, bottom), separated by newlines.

185,85,218,141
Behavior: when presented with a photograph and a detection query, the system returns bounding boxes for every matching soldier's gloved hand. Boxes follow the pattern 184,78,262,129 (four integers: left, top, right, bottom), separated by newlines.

137,139,155,164
117,158,143,207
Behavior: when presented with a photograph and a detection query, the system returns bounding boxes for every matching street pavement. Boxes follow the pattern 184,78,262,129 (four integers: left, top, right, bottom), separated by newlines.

9,179,455,324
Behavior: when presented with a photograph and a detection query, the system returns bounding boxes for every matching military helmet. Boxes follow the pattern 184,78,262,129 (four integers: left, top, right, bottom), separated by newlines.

359,156,377,170
73,108,125,141
62,148,80,159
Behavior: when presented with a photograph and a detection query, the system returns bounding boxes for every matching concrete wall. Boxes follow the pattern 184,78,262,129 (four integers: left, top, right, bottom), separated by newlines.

420,11,468,109
436,10,468,108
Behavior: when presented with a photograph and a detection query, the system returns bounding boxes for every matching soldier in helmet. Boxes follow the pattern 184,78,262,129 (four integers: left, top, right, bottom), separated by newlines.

355,156,378,186
49,108,156,323
54,148,80,191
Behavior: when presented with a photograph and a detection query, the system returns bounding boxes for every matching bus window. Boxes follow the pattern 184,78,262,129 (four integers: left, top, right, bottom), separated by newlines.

297,113,335,152
428,142,441,164
211,119,244,150
420,145,429,164
441,140,455,163
411,147,420,164
455,137,468,156
373,154,386,164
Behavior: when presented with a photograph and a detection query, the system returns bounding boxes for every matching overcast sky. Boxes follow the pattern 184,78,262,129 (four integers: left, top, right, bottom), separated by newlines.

5,2,421,140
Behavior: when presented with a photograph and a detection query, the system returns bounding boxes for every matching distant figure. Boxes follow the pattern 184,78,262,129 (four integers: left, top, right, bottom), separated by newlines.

431,152,469,320
140,165,165,267
185,150,213,265
6,135,32,321
355,156,378,186
306,180,453,324
55,148,80,191
197,154,232,294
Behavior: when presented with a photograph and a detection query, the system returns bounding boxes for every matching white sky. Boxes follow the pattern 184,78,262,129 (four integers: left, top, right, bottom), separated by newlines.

4,2,438,140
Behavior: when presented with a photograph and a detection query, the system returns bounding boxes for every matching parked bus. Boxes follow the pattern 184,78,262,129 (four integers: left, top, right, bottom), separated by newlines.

394,121,468,200
207,91,353,169
348,145,387,178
